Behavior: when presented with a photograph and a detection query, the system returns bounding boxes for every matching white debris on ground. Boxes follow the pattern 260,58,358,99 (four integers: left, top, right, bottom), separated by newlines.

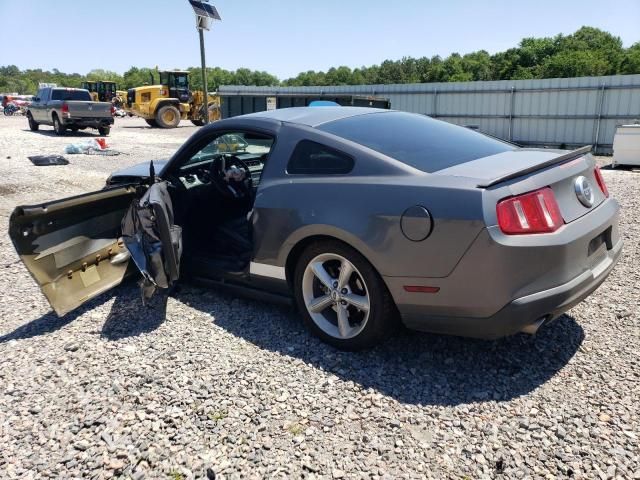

0,114,638,479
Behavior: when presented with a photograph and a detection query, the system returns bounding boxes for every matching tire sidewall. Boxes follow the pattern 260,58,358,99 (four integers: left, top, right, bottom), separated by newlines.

53,115,65,135
156,105,180,128
293,241,394,351
28,113,38,131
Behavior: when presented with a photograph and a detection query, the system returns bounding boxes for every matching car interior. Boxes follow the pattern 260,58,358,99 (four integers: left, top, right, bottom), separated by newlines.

163,131,275,278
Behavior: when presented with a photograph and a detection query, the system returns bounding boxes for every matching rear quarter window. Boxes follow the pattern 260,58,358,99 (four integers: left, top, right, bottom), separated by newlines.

318,112,515,173
287,140,354,175
51,89,92,101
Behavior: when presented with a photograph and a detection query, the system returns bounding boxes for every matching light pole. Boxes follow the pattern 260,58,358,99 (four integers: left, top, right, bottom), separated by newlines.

188,0,221,125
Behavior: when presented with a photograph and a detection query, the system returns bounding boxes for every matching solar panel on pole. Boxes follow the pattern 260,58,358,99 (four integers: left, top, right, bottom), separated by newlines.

187,0,221,125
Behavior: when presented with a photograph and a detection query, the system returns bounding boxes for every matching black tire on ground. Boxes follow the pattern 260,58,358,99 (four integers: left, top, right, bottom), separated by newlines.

293,240,397,351
191,119,205,126
27,113,39,131
155,105,180,129
70,126,79,132
145,119,158,127
52,115,66,135
98,126,111,136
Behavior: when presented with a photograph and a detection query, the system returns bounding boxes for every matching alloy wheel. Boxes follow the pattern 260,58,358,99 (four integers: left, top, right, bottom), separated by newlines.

302,253,370,340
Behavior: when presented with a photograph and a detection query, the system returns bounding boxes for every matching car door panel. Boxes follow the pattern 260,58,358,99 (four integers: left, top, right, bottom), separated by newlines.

9,186,139,316
9,182,182,316
121,181,182,302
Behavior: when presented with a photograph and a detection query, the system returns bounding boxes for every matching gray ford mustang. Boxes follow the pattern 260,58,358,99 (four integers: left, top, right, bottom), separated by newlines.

9,107,622,350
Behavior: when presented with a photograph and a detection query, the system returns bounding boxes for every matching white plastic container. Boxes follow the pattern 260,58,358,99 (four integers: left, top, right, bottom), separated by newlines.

612,124,640,167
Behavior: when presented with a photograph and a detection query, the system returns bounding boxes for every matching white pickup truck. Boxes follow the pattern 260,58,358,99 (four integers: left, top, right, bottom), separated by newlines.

27,87,114,136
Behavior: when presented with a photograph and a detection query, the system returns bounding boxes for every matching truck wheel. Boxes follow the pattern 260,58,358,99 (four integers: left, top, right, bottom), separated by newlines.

98,126,111,136
145,119,158,127
155,105,180,129
27,113,39,131
53,115,66,135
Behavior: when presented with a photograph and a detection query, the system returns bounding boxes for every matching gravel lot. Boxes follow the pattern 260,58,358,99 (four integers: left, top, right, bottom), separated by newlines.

0,114,638,480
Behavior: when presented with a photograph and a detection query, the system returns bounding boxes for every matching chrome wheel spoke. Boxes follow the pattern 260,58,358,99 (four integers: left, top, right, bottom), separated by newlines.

337,260,354,290
343,293,369,312
337,304,351,338
307,295,333,313
311,262,335,290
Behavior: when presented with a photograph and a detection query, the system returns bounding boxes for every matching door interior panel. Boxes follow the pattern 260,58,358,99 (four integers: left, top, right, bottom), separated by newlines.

9,187,139,316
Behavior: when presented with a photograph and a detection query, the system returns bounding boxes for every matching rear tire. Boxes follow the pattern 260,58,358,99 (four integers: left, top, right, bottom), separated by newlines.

27,113,39,131
98,126,111,136
53,115,66,135
293,240,396,350
145,119,158,127
155,105,180,129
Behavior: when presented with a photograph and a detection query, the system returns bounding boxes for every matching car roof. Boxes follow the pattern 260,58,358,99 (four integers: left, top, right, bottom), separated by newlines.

241,106,390,127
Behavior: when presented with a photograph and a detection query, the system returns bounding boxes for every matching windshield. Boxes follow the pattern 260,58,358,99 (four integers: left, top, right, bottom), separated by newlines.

51,89,92,101
318,112,516,173
182,133,274,169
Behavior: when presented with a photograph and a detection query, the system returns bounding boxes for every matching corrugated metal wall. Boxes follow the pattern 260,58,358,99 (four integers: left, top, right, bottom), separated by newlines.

219,74,640,154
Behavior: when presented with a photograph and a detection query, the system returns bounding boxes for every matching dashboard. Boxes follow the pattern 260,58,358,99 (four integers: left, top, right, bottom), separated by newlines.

177,152,267,190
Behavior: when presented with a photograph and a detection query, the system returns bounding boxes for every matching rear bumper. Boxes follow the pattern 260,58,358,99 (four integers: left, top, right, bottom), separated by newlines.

397,237,622,339
63,117,113,128
386,197,622,339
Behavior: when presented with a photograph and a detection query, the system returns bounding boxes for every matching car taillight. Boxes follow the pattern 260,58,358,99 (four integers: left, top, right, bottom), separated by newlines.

594,166,609,198
110,105,116,116
497,187,564,235
61,103,69,113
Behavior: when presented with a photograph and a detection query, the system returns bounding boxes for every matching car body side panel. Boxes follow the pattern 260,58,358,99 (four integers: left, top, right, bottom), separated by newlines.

386,197,621,336
252,123,486,280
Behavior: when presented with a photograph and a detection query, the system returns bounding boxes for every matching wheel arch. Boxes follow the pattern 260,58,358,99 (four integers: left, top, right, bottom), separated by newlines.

283,232,384,290
154,99,180,112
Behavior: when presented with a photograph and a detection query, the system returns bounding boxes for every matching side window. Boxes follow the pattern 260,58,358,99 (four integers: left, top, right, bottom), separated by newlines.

287,140,354,175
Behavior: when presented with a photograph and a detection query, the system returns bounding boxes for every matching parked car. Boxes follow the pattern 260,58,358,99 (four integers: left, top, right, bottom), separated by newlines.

26,87,114,135
9,108,622,350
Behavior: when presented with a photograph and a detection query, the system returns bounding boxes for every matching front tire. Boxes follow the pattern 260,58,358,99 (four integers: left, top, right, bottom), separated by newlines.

98,126,111,136
155,105,180,128
293,240,396,350
27,113,39,131
53,115,66,135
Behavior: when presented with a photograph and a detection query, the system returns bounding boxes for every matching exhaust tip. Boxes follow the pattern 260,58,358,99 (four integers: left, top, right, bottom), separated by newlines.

521,316,548,335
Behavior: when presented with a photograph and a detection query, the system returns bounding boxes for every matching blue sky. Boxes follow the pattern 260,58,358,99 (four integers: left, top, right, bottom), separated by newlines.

1,0,638,79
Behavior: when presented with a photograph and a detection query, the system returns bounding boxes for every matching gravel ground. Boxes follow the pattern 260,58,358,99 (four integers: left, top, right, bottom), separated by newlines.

0,114,638,479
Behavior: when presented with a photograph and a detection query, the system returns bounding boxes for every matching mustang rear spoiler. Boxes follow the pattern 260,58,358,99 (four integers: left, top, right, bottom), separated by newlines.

478,145,593,188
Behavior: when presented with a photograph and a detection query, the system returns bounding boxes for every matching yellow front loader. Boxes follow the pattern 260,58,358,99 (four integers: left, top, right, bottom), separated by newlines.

82,81,118,103
114,70,220,128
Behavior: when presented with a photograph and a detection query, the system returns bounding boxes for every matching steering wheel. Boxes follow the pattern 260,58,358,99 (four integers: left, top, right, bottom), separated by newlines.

208,154,252,200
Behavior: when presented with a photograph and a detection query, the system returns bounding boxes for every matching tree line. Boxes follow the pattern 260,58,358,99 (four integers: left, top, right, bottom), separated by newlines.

1,27,638,95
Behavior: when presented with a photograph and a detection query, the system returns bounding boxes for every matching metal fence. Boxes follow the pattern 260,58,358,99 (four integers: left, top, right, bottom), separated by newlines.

219,74,640,154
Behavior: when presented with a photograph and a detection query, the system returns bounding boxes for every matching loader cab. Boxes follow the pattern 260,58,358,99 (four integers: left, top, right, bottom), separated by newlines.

82,81,98,101
98,81,117,102
160,71,191,103
82,81,117,102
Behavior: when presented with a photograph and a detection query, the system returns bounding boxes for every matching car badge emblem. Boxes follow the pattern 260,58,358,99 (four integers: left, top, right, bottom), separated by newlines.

574,176,594,208
88,105,92,111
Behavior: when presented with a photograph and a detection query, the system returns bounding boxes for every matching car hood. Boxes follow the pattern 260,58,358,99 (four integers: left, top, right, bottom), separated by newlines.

109,160,169,181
